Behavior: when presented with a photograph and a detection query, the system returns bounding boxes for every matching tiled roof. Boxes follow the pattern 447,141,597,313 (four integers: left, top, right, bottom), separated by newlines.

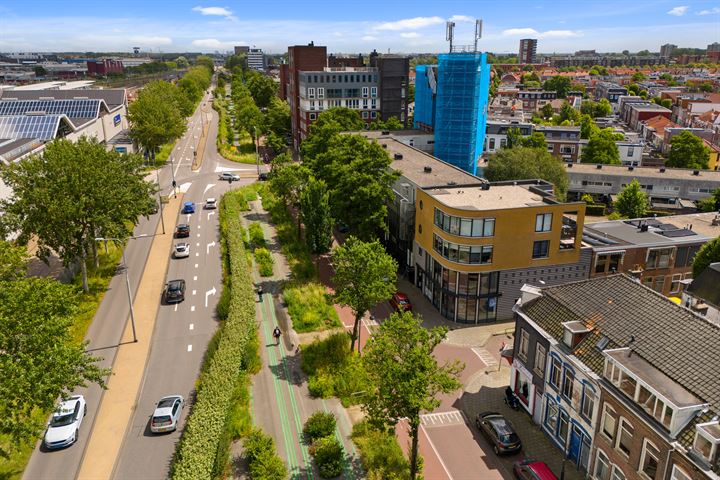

643,115,677,135
519,274,720,410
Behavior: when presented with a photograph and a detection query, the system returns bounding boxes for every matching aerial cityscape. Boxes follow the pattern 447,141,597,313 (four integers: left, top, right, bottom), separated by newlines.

1,1,719,480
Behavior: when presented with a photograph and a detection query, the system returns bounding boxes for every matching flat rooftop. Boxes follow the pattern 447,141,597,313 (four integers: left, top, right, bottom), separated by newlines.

566,163,720,181
584,216,713,248
428,184,548,211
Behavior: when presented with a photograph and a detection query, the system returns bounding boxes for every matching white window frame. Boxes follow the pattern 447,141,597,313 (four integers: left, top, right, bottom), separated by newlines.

562,368,574,401
581,387,595,422
534,344,546,378
669,273,682,294
549,357,562,389
639,439,660,480
601,403,617,442
670,465,692,480
693,427,718,462
518,329,529,361
615,417,633,458
611,465,627,480
371,86,377,97
308,112,317,120
308,87,315,99
317,87,324,99
536,213,553,232
594,448,611,480
362,111,369,119
362,86,369,98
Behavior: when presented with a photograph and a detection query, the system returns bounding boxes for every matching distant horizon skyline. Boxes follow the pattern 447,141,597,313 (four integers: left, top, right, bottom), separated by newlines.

0,0,717,54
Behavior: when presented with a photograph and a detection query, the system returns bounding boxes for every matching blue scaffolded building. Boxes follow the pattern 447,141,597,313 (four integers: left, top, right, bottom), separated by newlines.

414,52,491,176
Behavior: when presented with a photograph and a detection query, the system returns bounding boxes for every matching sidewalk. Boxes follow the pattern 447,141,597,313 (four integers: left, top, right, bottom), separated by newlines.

76,194,183,480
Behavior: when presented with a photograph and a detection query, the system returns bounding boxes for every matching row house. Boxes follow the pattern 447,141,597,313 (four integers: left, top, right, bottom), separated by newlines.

640,115,680,151
518,90,557,111
512,275,720,480
621,102,672,131
535,125,585,162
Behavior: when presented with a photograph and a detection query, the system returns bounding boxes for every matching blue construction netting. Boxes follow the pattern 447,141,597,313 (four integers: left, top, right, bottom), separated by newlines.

434,52,490,175
413,65,437,131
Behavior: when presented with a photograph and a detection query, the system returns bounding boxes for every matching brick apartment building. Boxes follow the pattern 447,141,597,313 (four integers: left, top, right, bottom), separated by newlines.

286,43,328,150
86,59,123,76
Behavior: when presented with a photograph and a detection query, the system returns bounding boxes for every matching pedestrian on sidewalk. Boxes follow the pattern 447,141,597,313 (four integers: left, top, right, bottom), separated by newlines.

272,326,281,346
257,284,263,302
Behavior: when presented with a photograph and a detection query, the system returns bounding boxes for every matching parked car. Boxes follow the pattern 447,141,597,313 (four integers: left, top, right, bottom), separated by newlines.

181,202,195,214
150,395,184,433
389,292,413,313
44,395,87,449
258,172,268,181
164,279,186,303
204,198,217,209
175,224,190,238
475,411,522,455
513,460,558,480
219,172,240,182
173,243,190,259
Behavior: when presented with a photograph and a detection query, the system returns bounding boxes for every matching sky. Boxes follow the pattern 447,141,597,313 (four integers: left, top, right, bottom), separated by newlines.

0,0,718,54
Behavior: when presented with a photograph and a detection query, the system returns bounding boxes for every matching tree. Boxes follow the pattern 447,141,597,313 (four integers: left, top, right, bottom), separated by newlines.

300,178,333,254
128,80,188,154
614,179,648,218
632,72,647,82
0,277,108,455
362,311,463,479
34,65,47,77
666,131,710,170
581,130,621,165
331,237,397,352
175,56,189,68
484,147,569,200
265,131,287,155
522,132,547,149
235,95,264,137
0,240,27,282
194,55,215,76
265,97,291,136
540,103,555,120
0,138,155,292
581,99,613,118
661,99,673,109
506,127,523,149
580,114,600,139
225,54,247,71
246,72,278,109
178,66,211,105
692,237,720,277
558,102,580,124
301,108,364,163
543,76,572,98
627,83,640,95
269,163,311,212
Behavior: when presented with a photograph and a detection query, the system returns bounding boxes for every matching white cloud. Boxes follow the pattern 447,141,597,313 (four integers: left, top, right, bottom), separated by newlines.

361,35,378,42
400,32,421,39
129,35,172,46
192,38,243,49
667,6,689,16
374,16,444,31
192,6,233,17
448,15,474,23
540,30,581,38
697,7,720,15
501,28,540,36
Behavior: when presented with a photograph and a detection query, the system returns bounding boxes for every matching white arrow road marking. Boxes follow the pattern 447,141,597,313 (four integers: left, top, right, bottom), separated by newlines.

207,211,215,221
203,183,215,196
205,287,216,307
179,182,192,193
206,241,216,254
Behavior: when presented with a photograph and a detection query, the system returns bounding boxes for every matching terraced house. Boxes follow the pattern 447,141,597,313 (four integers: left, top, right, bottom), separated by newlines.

512,275,720,480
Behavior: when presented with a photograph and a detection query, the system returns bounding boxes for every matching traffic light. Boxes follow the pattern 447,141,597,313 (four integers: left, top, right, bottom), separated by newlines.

172,180,177,188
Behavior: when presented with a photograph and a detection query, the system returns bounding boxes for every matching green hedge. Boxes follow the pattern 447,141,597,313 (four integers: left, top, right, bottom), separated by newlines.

351,421,409,480
171,189,270,480
585,204,606,216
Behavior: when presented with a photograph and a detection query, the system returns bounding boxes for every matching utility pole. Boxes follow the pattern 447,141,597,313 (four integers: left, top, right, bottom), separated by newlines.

154,169,166,234
254,125,260,176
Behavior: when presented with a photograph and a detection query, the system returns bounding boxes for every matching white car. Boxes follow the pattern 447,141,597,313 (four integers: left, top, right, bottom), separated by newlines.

173,243,190,259
204,198,217,209
219,172,240,182
150,395,184,433
44,395,87,449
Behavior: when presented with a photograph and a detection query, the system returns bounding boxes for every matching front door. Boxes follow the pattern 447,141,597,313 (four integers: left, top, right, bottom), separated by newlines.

568,425,582,465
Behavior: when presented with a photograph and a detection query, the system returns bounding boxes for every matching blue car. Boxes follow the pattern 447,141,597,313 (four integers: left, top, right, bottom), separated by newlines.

182,202,195,214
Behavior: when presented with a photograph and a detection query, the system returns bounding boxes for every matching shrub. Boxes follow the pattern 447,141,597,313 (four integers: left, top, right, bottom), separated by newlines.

255,247,274,277
284,283,341,332
303,412,337,442
585,204,606,216
607,212,623,220
248,222,267,250
225,374,253,439
301,333,350,375
244,429,288,480
352,421,409,480
581,193,594,204
312,436,343,479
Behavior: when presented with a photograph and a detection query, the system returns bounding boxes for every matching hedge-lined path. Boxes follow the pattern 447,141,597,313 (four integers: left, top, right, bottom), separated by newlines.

239,198,363,480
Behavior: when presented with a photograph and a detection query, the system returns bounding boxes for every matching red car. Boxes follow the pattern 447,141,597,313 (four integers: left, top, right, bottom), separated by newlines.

389,292,412,313
513,460,558,480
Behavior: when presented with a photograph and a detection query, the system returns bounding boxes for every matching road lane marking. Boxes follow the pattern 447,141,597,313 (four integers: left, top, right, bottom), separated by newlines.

207,211,215,221
198,225,201,230
189,323,194,330
203,183,215,195
471,347,498,367
187,345,192,352
196,233,201,237
205,287,216,307
196,243,200,247
191,306,195,312
195,252,199,257
195,264,198,268
421,411,466,427
192,290,196,295
206,241,216,254
193,276,197,281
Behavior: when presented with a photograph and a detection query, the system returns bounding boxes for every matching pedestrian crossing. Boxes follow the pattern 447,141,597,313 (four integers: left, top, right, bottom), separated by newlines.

471,347,499,367
420,410,467,427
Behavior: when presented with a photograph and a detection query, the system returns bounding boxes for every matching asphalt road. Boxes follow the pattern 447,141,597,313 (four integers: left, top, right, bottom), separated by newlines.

22,85,260,480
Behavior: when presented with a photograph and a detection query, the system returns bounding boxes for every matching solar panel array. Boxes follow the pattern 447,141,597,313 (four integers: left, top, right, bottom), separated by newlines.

0,99,101,120
0,115,62,140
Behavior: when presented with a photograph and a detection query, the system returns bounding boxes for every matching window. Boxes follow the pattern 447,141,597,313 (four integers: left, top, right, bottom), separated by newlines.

581,388,596,421
545,398,559,433
362,111,369,119
308,87,315,99
627,146,634,157
489,138,496,150
558,410,569,445
670,274,682,293
317,87,324,98
371,111,377,119
500,138,507,148
432,234,493,264
611,466,627,480
362,86,369,98
562,369,575,400
594,450,611,480
518,329,529,361
646,248,673,269
670,466,692,480
549,357,562,389
371,86,377,97
640,440,660,479
595,252,624,274
309,112,317,120
434,209,494,237
615,418,633,457
534,344,546,377
533,240,550,259
536,213,553,232
601,404,617,441
694,433,714,460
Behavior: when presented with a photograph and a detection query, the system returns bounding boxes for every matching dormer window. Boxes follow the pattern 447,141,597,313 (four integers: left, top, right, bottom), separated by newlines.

562,321,590,349
694,421,720,464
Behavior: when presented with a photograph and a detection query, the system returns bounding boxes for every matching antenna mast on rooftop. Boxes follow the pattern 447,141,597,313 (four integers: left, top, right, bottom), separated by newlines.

474,19,483,52
446,21,455,53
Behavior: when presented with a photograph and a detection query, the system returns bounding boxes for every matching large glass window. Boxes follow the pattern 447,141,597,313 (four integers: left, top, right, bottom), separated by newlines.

646,248,673,269
611,466,626,480
581,387,595,421
595,252,624,274
671,466,692,480
533,240,550,259
434,208,494,237
545,398,559,434
694,433,714,460
549,357,562,389
558,410,569,445
536,213,553,232
433,235,492,264
534,344,546,377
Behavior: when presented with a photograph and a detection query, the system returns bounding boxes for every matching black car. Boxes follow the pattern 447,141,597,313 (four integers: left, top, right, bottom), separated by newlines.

258,172,268,181
175,224,190,238
475,411,522,455
164,279,186,303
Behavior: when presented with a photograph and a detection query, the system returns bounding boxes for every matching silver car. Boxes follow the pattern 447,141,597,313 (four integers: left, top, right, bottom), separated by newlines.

204,198,217,209
150,395,184,433
173,243,190,259
219,172,240,181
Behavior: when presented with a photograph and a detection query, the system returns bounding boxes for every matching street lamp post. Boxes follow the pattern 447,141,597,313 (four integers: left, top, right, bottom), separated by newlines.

254,125,260,176
168,156,177,198
154,169,166,235
95,234,150,343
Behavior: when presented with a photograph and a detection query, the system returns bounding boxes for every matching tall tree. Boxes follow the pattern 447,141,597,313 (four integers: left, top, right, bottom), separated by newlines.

268,163,312,235
300,178,333,254
362,312,463,480
522,132,548,149
557,102,580,123
692,237,720,278
505,127,523,149
580,114,600,139
540,103,555,120
0,138,155,291
235,95,264,137
265,97,291,136
0,277,108,456
484,147,569,201
332,237,397,352
543,76,572,98
666,131,710,170
614,179,648,218
581,130,621,165
246,72,278,109
128,80,188,154
0,240,27,282
300,107,364,163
